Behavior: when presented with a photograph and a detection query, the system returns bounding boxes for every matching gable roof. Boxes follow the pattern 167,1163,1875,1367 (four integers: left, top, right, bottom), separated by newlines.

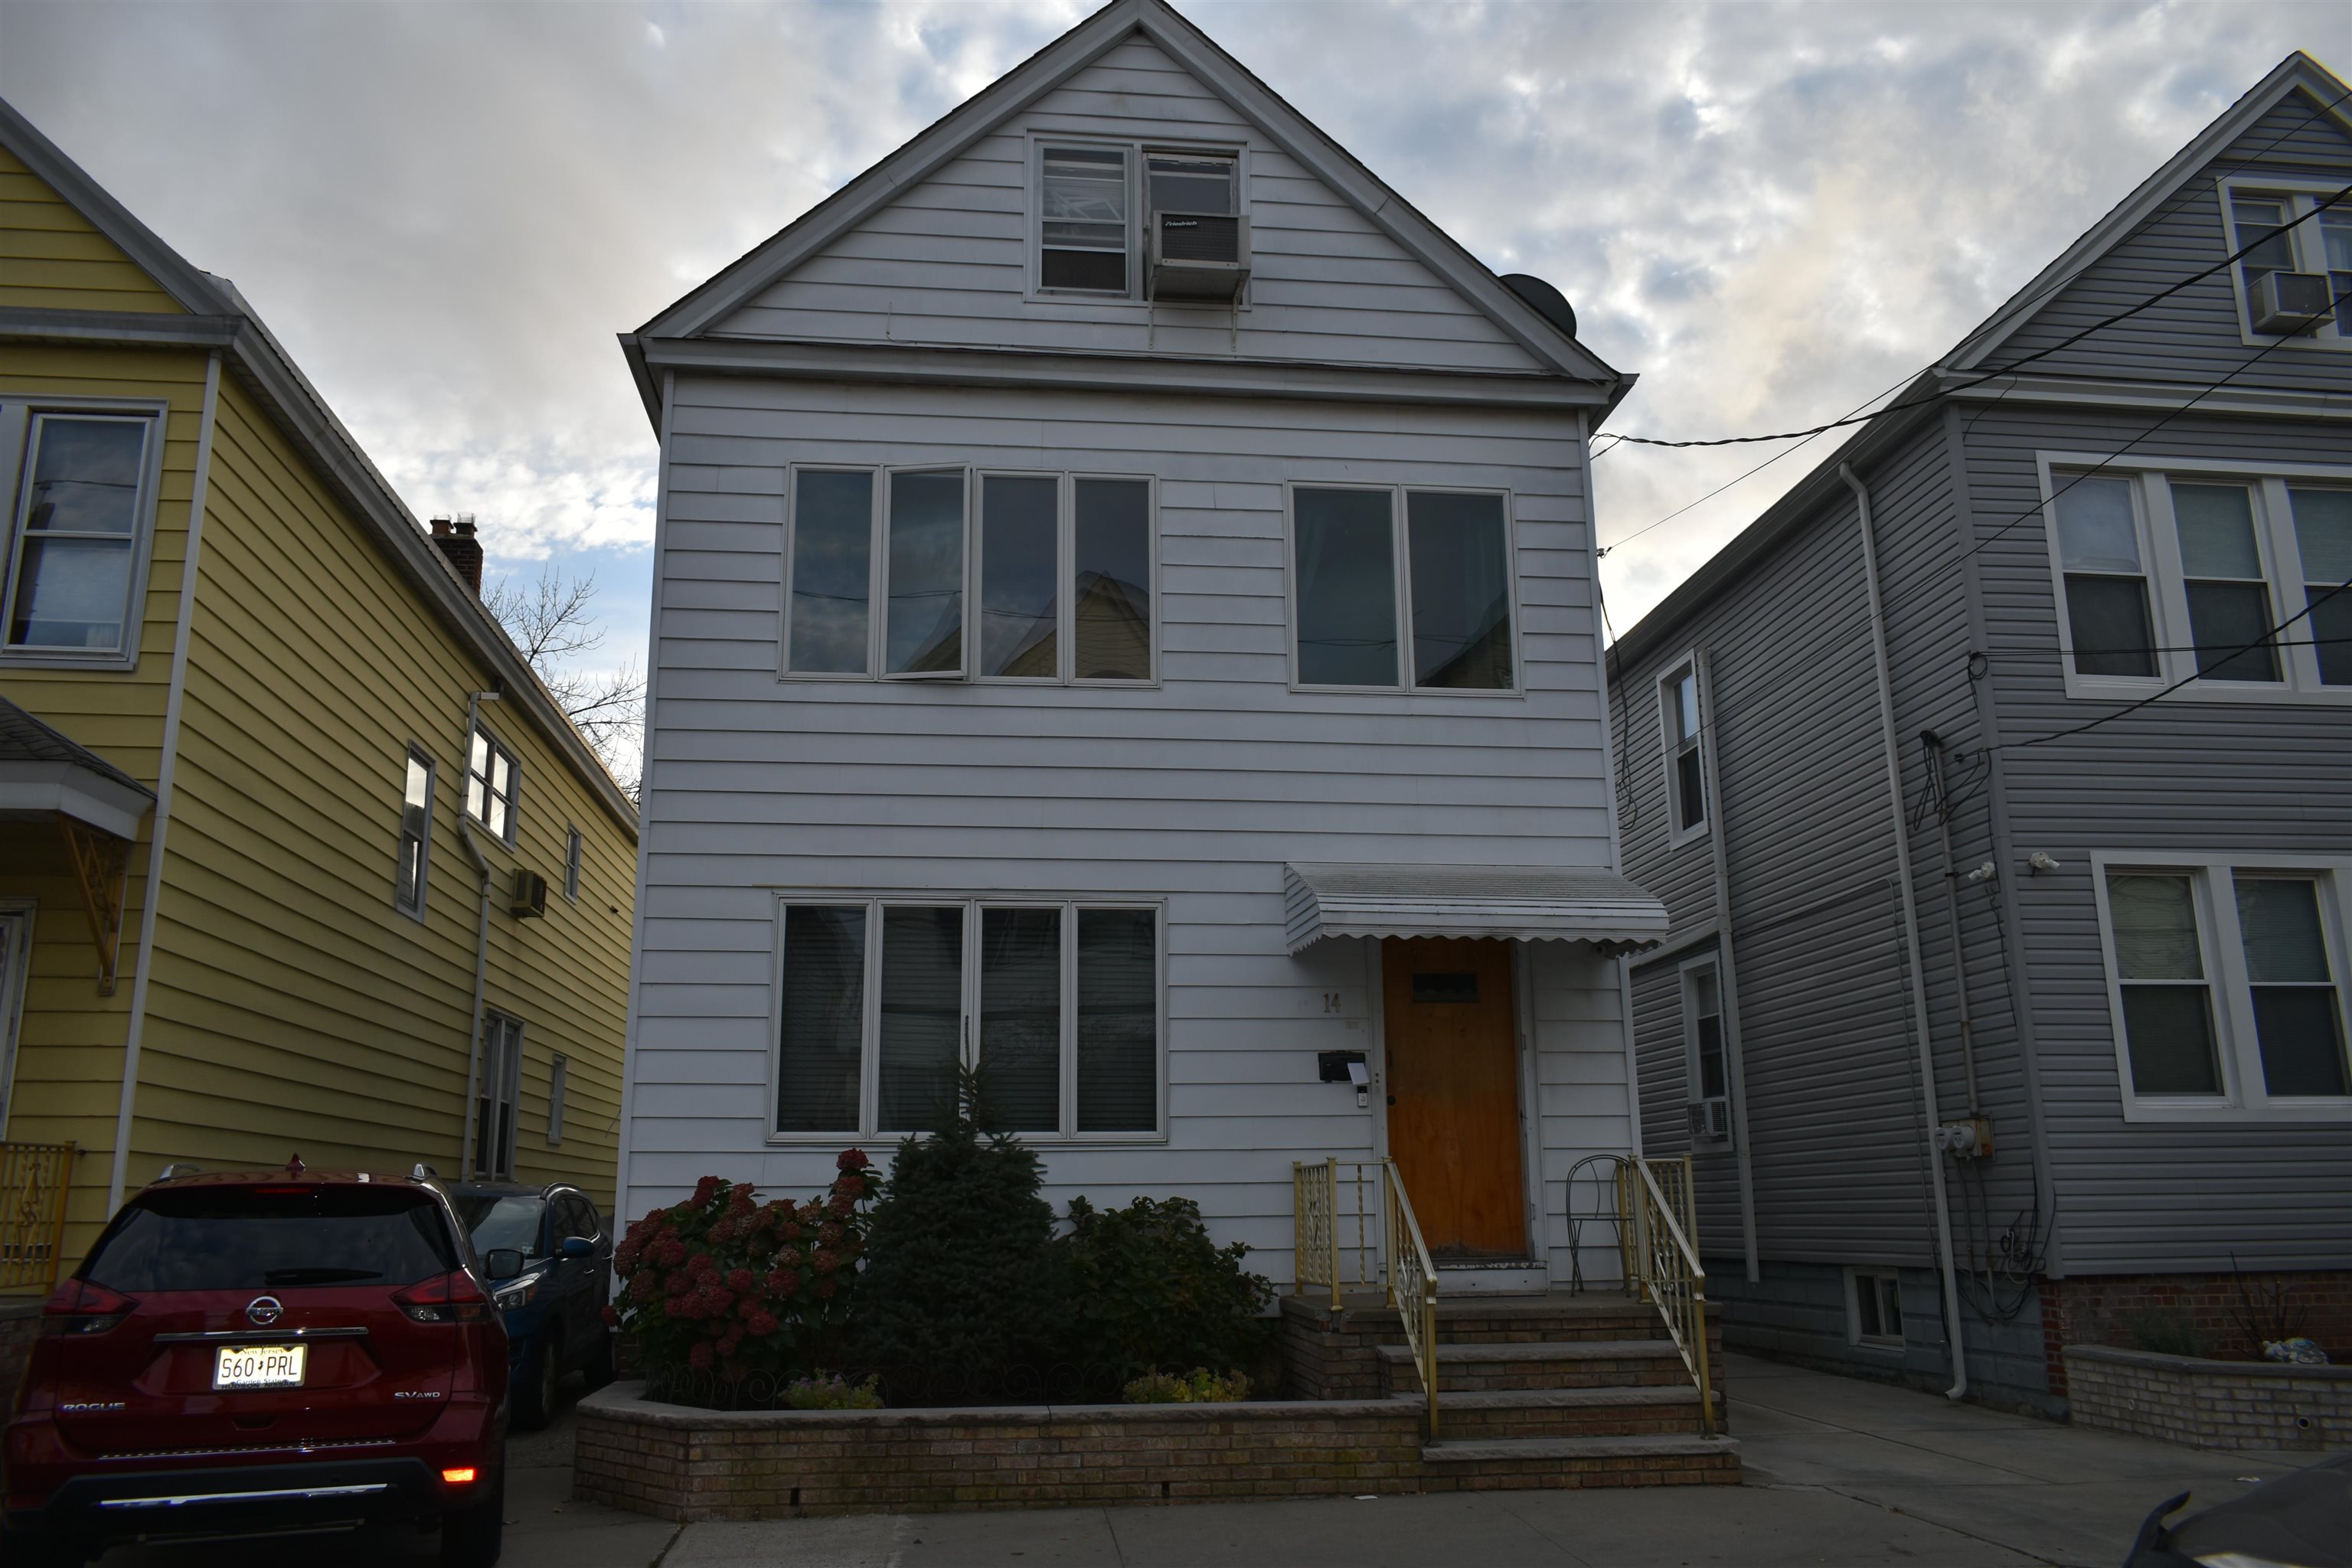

0,95,635,837
622,0,1622,420
1946,50,2352,372
1608,51,2352,674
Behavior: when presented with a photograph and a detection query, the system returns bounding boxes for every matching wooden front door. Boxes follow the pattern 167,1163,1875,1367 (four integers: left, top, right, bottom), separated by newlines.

1380,937,1527,1259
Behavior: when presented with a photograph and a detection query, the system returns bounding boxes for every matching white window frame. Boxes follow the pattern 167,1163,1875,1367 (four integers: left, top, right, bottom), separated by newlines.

767,893,1168,1145
1282,481,1525,697
1024,132,1252,307
1678,952,1730,1145
0,899,35,1138
1657,653,1708,847
463,722,521,845
781,463,1160,687
563,825,583,903
2090,850,2352,1125
1846,1267,1906,1348
2216,176,2352,351
0,398,169,671
2037,454,2352,706
395,743,436,922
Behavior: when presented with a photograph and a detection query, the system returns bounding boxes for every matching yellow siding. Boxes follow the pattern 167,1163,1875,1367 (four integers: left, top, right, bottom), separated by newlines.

136,375,633,1217
0,344,209,1266
0,149,185,315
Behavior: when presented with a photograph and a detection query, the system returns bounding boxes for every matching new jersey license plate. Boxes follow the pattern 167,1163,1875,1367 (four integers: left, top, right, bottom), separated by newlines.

214,1344,305,1390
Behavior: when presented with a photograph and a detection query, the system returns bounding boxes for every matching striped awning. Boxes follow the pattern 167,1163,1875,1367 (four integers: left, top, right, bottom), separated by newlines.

1283,862,1668,955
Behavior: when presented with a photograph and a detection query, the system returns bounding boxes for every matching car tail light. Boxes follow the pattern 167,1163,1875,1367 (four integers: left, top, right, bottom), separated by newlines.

41,1279,135,1337
391,1271,492,1325
440,1467,479,1486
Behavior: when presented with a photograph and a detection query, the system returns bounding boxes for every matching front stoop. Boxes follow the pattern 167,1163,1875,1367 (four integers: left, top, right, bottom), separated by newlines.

1282,1289,1737,1486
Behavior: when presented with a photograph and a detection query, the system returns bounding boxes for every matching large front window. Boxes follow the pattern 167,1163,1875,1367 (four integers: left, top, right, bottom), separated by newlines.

1288,485,1515,691
773,898,1161,1139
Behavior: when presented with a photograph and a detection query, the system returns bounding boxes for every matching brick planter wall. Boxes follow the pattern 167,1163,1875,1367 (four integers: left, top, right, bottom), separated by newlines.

573,1384,1738,1521
2063,1344,2352,1452
2040,1272,2352,1400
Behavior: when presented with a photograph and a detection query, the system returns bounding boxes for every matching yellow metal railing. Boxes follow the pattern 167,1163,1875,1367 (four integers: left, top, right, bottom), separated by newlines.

1617,1155,1714,1435
0,1142,75,1294
1294,1158,1441,1437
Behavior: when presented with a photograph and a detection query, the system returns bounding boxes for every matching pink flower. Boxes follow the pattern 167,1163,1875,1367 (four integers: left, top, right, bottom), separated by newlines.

600,1305,619,1327
688,1342,714,1370
816,1277,838,1299
775,1269,801,1297
746,1310,777,1338
657,1238,686,1267
727,1269,755,1293
691,1176,724,1206
836,1148,871,1171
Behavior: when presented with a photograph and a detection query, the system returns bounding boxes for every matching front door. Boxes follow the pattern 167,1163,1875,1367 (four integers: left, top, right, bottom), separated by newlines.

1380,936,1527,1259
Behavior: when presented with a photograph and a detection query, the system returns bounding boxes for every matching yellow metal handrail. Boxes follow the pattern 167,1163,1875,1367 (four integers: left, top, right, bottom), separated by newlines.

0,1142,75,1294
1620,1155,1714,1434
1292,1157,1441,1438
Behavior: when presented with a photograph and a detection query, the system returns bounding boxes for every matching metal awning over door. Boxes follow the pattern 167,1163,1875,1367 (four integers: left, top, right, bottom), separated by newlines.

1282,862,1668,955
0,697,155,994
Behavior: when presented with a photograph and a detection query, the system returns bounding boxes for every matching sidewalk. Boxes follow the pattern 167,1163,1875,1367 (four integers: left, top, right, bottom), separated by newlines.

101,1352,2325,1567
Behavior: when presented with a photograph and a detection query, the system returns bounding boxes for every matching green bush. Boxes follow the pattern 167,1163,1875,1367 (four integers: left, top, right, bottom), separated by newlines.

1060,1194,1275,1383
1123,1367,1250,1404
2123,1307,2207,1359
782,1371,884,1410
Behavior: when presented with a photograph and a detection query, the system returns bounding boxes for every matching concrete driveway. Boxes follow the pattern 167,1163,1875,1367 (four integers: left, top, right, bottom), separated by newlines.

96,1352,2328,1567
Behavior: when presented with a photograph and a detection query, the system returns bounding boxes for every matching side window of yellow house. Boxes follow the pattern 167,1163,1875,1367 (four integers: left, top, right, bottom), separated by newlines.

465,724,520,845
0,404,164,668
396,746,435,920
563,826,583,903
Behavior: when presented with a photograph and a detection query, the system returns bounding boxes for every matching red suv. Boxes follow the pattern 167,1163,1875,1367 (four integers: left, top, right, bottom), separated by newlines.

2,1167,511,1567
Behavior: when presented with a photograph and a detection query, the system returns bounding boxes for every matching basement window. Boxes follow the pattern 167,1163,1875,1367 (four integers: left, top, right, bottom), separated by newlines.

1848,1269,1904,1348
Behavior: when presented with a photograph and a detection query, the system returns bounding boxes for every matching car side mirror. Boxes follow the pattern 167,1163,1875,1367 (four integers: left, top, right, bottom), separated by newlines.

560,1236,594,1259
485,1247,526,1282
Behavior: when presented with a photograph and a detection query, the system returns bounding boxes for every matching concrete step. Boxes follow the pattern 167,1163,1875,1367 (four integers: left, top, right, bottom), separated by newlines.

1379,1338,1691,1394
1390,1384,1708,1440
1419,1432,1740,1489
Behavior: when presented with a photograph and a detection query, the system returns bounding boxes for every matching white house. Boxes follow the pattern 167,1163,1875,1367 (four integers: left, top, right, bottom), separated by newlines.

613,0,1664,1295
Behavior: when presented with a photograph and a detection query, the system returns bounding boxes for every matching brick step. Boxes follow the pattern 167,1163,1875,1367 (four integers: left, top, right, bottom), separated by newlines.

1419,1432,1741,1489
1348,1296,1675,1347
1390,1384,1709,1440
1379,1339,1691,1394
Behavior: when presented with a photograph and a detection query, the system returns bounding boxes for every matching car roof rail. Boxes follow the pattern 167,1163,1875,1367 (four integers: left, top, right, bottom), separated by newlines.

156,1163,201,1181
410,1162,439,1182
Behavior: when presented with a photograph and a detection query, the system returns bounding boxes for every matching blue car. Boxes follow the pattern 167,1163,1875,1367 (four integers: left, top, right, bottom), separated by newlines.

446,1181,616,1429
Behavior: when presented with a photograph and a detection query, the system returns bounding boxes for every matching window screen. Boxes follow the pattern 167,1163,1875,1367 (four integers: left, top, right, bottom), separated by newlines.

1076,909,1157,1132
777,905,866,1133
980,907,1061,1132
878,906,963,1131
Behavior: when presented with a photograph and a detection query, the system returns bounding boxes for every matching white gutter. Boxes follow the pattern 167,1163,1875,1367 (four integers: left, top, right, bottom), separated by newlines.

109,351,221,1212
455,691,501,1179
1839,462,1968,1403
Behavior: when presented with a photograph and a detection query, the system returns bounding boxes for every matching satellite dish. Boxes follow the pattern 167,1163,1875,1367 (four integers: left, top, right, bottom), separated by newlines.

1501,273,1578,341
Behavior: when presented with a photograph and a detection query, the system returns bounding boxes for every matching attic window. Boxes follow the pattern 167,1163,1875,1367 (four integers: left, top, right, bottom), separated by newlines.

1040,145,1129,293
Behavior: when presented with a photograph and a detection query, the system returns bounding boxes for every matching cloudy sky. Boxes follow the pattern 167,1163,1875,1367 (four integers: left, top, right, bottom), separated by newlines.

1,0,2336,710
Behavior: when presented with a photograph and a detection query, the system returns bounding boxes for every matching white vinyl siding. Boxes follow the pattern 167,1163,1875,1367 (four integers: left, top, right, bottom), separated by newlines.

2039,455,2352,702
2092,851,2352,1123
0,402,166,668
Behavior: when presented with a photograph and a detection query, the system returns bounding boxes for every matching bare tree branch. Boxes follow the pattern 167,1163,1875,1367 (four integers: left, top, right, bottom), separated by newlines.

485,564,645,805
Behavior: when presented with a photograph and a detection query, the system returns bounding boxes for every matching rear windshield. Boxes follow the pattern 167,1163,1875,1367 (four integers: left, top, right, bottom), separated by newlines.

84,1186,459,1293
452,1195,544,1260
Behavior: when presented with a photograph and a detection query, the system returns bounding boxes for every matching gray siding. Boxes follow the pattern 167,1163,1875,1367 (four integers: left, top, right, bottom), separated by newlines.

1958,403,2352,1274
714,35,1546,374
1990,90,2352,395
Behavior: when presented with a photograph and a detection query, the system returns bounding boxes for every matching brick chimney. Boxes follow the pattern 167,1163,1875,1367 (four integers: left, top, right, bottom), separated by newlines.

430,513,483,596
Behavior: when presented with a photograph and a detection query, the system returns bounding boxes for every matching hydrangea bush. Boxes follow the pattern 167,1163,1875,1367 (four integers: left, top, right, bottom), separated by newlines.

609,1150,872,1382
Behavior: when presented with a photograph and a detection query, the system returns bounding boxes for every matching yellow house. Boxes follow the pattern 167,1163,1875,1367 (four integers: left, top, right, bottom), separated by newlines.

0,97,639,1289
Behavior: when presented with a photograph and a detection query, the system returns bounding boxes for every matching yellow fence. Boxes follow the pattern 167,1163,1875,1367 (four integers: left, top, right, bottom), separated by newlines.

1292,1157,1441,1438
1617,1154,1715,1434
0,1142,74,1295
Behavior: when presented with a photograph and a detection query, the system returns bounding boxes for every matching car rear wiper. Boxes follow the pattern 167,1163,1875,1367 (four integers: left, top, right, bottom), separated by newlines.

261,1267,385,1285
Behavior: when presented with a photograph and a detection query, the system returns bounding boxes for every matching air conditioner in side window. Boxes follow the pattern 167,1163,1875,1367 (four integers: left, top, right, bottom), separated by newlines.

1148,211,1250,302
511,868,548,920
1687,1096,1730,1143
2248,270,2333,334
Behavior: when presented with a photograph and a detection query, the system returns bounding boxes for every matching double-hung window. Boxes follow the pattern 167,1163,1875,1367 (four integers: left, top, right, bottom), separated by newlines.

564,825,583,903
1288,485,1517,691
1681,956,1730,1145
784,466,1155,684
2096,853,2352,1122
1658,658,1707,842
0,406,161,665
465,724,519,843
772,897,1162,1141
1039,145,1130,293
2221,181,2352,343
2041,458,2352,701
474,1011,524,1178
395,745,435,919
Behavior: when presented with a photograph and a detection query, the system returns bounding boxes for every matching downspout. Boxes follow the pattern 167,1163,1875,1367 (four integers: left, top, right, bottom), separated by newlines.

1694,651,1760,1283
1839,462,1968,1403
109,351,222,1211
456,691,501,1178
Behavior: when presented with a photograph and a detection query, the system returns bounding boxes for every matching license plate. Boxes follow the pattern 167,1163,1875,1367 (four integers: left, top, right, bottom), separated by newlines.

213,1344,305,1390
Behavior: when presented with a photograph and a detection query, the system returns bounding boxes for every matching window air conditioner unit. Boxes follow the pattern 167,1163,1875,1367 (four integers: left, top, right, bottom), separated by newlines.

1148,211,1250,302
2249,270,2332,335
511,868,548,920
1688,1096,1730,1143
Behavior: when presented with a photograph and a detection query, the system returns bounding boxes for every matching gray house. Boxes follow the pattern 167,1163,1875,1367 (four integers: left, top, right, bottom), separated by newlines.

1608,51,2352,1413
613,0,1670,1300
